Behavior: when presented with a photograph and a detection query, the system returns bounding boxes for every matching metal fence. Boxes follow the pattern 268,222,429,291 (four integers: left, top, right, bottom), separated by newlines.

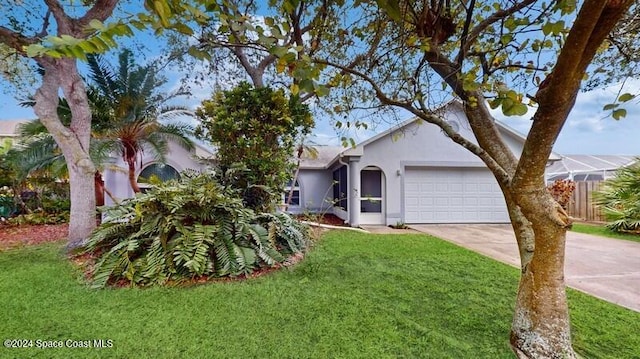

568,181,605,222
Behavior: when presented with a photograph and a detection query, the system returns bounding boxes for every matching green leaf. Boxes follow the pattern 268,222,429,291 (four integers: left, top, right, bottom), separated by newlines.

270,46,289,58
187,46,211,61
25,44,46,58
603,103,619,111
89,19,105,31
612,108,627,120
376,0,402,21
618,93,635,102
488,98,501,110
504,103,528,116
290,83,299,96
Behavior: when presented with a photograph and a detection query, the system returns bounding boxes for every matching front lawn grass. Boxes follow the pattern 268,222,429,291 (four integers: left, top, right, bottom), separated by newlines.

0,231,638,358
571,222,640,243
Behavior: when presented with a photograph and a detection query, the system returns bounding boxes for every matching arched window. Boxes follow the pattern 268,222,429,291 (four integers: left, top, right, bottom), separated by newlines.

283,179,300,206
138,164,180,191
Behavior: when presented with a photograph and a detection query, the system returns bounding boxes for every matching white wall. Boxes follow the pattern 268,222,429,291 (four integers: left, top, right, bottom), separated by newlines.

103,141,207,206
351,104,525,225
286,169,334,215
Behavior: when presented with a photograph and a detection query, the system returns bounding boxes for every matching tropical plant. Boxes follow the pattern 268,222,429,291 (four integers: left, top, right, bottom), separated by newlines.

17,97,121,207
87,49,194,193
195,82,313,212
0,131,71,223
594,161,640,233
82,170,310,288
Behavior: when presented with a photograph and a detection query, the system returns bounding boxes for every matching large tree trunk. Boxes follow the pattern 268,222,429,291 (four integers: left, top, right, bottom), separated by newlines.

509,186,574,358
34,59,96,249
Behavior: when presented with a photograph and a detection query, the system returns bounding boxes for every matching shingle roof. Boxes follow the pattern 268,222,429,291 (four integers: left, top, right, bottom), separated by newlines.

299,146,344,169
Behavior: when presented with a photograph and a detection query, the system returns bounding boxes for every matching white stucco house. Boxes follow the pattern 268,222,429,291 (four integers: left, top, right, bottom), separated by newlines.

287,101,561,226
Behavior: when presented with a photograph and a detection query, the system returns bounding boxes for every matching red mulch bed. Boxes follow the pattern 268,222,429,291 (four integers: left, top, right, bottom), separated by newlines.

296,213,347,226
0,223,68,250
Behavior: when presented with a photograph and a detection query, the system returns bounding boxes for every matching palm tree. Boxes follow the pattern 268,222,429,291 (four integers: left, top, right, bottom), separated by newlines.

16,49,194,202
87,49,194,193
15,99,117,206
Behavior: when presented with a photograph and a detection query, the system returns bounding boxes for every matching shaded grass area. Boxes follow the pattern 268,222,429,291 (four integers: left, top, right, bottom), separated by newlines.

0,232,638,358
572,223,640,243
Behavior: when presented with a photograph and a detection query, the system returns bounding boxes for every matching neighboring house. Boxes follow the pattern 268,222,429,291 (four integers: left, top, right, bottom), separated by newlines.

545,155,637,182
290,101,561,226
0,119,30,146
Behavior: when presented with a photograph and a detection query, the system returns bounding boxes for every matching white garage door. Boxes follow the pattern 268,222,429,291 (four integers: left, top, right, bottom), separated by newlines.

404,167,509,223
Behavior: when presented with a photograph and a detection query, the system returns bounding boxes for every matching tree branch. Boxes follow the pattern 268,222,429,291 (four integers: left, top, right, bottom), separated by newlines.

0,27,37,54
456,0,476,66
460,0,537,57
76,0,119,35
314,58,511,185
514,0,633,189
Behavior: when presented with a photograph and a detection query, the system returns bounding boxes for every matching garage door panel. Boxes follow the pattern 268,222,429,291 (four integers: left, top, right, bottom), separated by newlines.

404,167,509,223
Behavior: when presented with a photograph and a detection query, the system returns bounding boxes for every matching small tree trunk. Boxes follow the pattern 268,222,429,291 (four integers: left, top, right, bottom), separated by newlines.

67,163,97,247
503,193,535,272
95,171,105,224
95,171,105,207
511,225,574,358
127,159,141,193
284,159,301,211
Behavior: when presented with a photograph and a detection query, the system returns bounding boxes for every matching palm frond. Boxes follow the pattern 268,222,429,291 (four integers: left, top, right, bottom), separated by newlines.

87,53,118,101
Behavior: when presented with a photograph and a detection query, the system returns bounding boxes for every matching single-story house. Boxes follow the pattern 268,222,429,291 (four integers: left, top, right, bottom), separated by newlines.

289,101,561,226
2,100,565,226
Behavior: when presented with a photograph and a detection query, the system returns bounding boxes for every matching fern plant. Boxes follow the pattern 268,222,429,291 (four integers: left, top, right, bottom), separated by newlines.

82,171,310,288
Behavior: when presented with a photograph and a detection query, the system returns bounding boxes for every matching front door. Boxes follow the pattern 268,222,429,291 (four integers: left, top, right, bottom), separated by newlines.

360,168,385,225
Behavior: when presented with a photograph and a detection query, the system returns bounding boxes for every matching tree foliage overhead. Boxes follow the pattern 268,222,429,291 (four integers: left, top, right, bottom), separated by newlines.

195,82,313,212
588,0,640,90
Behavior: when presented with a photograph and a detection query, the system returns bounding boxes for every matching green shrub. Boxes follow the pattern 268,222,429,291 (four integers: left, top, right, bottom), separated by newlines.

82,171,310,288
594,161,640,233
195,82,314,212
9,210,69,225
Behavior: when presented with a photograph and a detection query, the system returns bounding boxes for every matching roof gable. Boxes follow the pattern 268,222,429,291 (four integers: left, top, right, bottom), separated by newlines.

312,101,556,169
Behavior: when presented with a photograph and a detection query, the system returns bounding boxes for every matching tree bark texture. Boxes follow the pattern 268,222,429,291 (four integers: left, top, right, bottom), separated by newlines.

0,0,119,249
127,158,141,193
509,190,574,359
33,59,96,249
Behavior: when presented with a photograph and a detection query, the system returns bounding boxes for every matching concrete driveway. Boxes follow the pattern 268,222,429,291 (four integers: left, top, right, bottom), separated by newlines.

409,224,640,312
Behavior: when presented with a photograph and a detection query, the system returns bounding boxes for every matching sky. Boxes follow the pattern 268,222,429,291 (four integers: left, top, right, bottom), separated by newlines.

2,68,639,156
1,2,639,156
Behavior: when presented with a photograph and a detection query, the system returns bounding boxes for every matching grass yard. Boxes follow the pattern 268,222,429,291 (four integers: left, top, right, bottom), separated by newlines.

0,231,638,358
572,223,640,243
